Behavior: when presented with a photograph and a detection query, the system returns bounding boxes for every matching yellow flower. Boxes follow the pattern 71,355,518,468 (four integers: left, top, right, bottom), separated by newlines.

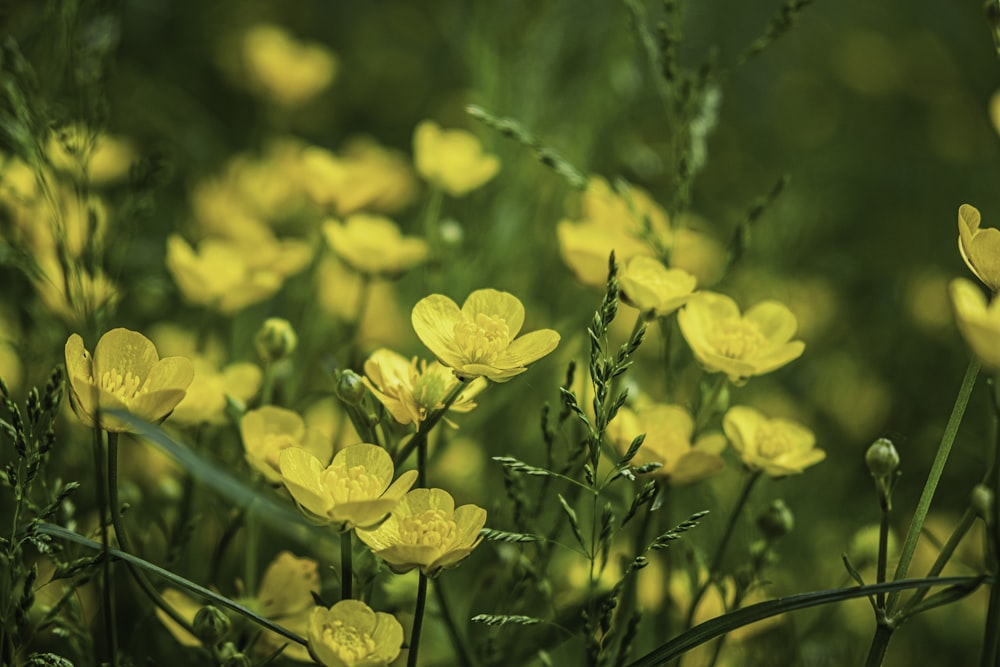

308,600,403,667
64,328,194,432
608,405,726,485
279,443,417,530
950,277,1000,368
362,348,486,428
413,120,500,196
958,203,1000,292
47,124,136,185
242,406,308,483
618,256,697,316
159,551,319,662
241,23,337,108
355,487,487,576
678,291,804,384
302,139,419,216
411,289,560,382
323,215,428,277
723,406,823,476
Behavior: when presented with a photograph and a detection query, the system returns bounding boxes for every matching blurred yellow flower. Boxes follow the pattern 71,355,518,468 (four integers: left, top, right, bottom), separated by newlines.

47,124,136,185
723,406,823,476
355,487,486,576
323,214,428,277
413,120,500,196
958,203,1000,293
279,443,417,530
241,23,337,108
362,348,486,428
608,405,726,485
678,291,804,384
950,277,1000,368
618,256,697,316
411,289,560,382
35,255,120,325
64,328,194,432
242,406,309,483
171,358,261,426
302,139,419,216
670,224,728,288
308,599,403,667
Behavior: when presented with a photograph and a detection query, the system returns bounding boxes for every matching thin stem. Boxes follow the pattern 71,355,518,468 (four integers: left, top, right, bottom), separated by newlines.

434,576,476,667
394,380,469,469
107,431,195,635
341,530,353,600
886,359,980,612
92,426,118,666
408,572,429,667
244,503,258,597
901,507,976,615
693,374,727,436
875,490,892,609
865,622,894,667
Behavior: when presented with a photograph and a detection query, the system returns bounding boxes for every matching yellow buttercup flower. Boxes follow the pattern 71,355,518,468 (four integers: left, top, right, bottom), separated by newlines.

411,289,560,382
279,443,417,530
958,203,1000,292
355,487,486,576
171,358,261,426
413,120,500,196
242,406,308,483
64,328,194,433
608,405,726,485
323,214,428,277
723,406,824,476
241,23,337,108
308,600,403,667
618,256,697,316
678,291,805,385
47,124,136,185
950,277,1000,368
362,348,486,429
302,139,419,216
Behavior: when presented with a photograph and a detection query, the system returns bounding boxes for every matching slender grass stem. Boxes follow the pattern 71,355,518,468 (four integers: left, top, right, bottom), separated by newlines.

341,530,353,600
875,489,892,609
408,572,429,667
92,426,118,666
693,375,727,436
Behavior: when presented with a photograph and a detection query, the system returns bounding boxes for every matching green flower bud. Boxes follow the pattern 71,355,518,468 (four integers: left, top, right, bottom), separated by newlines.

865,438,899,478
335,370,367,405
193,605,230,645
756,499,795,541
972,483,994,520
255,318,298,364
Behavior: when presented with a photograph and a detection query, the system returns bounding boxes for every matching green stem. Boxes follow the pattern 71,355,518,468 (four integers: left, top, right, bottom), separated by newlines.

886,359,980,613
244,505,258,597
394,380,469,469
434,576,476,667
693,374,728,436
107,431,195,635
260,362,276,406
900,507,976,615
408,572,429,667
341,530,353,600
875,488,892,609
865,621,894,667
92,426,118,666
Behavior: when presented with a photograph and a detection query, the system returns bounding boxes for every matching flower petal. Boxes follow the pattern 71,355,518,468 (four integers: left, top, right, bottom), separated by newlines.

411,294,466,368
496,329,560,369
279,447,332,519
462,289,525,338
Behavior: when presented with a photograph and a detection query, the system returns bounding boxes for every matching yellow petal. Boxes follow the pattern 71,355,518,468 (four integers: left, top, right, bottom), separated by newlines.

462,289,525,338
496,329,561,369
93,328,159,381
411,294,466,368
279,447,331,519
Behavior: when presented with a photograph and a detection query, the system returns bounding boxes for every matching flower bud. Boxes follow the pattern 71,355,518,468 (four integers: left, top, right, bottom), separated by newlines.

865,438,899,478
193,605,230,645
255,318,297,364
972,483,994,520
756,499,795,541
335,370,366,405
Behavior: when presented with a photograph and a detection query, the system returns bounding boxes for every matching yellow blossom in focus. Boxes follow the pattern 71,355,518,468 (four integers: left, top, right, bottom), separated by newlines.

159,551,319,661
362,348,486,428
950,277,1000,368
608,405,726,485
323,214,428,277
242,406,310,483
64,328,194,432
279,443,417,530
723,406,823,476
47,124,136,185
301,139,419,215
241,23,337,108
413,120,500,196
958,203,1000,293
171,358,261,426
678,291,805,385
308,599,403,667
411,289,560,382
355,487,486,576
618,256,697,316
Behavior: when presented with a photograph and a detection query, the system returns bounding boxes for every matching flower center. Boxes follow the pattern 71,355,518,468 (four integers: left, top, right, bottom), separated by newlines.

322,620,376,665
709,320,767,359
97,369,147,403
453,313,510,365
399,509,457,548
755,422,792,459
326,464,383,503
413,366,450,410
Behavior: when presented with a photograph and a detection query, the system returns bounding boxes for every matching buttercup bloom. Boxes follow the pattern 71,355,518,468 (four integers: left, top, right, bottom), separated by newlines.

241,23,337,108
308,600,403,667
362,348,486,428
950,277,1000,368
323,214,428,277
411,289,560,382
301,139,419,216
64,328,194,432
279,443,417,530
242,406,309,483
958,203,1000,292
171,358,261,426
723,406,824,476
413,120,500,196
356,487,487,576
678,291,804,384
608,405,726,485
618,256,697,316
